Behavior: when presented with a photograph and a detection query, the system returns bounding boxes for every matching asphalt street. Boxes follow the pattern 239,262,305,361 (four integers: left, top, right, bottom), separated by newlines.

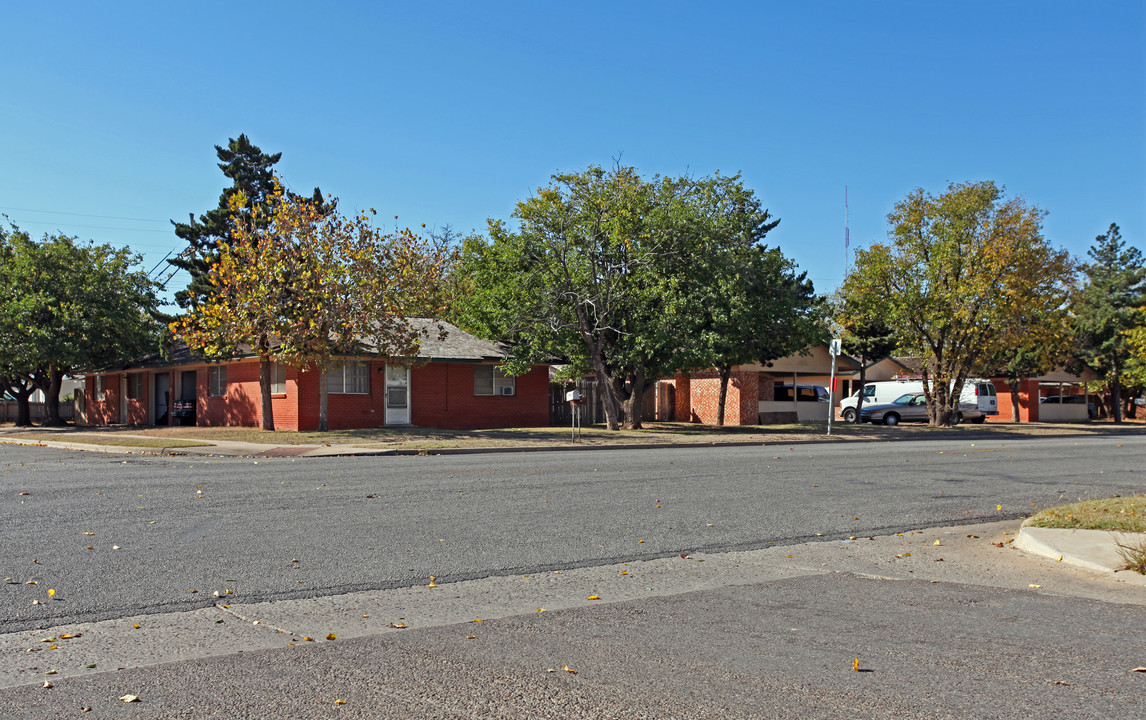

2,435,1143,632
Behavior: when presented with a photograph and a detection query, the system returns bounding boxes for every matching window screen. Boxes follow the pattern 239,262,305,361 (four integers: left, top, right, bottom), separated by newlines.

474,365,515,396
209,366,227,397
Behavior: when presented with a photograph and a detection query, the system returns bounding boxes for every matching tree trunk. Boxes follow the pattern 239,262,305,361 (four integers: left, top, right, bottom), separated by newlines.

1009,379,1021,423
588,354,622,431
319,366,329,432
716,365,731,427
11,382,34,427
259,357,275,431
41,367,66,426
620,371,647,430
1110,355,1123,423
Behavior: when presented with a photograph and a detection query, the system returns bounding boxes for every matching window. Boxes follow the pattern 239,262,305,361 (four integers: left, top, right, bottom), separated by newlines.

208,366,227,397
270,363,287,395
127,373,144,400
327,361,369,394
96,375,106,401
474,365,515,396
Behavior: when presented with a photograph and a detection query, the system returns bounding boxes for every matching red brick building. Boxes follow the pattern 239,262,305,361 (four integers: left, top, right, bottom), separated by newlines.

669,345,862,425
76,321,549,431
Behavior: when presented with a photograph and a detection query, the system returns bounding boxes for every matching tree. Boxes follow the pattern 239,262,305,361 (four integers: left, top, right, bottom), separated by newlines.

0,227,38,426
170,179,451,431
988,290,1077,422
681,174,823,425
844,181,1076,426
834,295,898,423
168,134,325,310
1072,223,1146,422
0,223,161,425
459,166,742,429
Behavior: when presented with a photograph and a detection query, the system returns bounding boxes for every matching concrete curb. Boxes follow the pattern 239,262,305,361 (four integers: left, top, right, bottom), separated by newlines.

1014,523,1146,583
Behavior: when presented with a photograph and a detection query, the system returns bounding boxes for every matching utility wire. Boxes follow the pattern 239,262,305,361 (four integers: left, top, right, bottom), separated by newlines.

0,205,171,224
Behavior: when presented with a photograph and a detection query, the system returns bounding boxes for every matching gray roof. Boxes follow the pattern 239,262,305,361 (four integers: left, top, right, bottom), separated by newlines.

93,319,513,372
377,318,511,362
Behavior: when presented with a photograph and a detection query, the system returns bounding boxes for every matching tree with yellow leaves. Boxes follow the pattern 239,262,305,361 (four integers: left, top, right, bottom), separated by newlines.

844,181,1076,426
171,178,451,431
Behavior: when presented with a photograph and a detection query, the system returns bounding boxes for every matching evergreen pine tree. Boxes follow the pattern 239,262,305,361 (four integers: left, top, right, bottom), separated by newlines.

168,134,324,309
1073,223,1145,422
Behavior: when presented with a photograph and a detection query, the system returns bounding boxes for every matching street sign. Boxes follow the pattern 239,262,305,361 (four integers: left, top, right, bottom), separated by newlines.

829,338,842,356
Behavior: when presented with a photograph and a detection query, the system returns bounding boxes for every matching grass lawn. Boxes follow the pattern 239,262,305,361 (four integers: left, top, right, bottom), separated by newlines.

1026,495,1146,534
81,420,977,448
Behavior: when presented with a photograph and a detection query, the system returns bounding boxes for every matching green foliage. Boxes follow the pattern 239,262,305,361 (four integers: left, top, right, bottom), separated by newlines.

0,223,160,424
1071,223,1145,421
456,165,819,429
845,181,1076,426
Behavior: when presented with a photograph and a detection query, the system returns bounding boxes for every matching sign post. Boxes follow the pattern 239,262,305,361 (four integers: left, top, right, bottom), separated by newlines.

827,338,841,436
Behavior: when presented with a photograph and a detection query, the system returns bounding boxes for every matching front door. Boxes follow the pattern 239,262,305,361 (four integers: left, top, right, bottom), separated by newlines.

154,372,170,426
384,365,410,425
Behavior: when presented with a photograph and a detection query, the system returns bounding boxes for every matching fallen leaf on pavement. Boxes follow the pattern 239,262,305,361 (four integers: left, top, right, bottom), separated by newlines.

43,682,53,689
587,595,600,600
853,658,860,672
334,699,346,705
1133,667,1146,673
388,622,406,629
564,664,578,674
326,633,337,640
119,694,140,702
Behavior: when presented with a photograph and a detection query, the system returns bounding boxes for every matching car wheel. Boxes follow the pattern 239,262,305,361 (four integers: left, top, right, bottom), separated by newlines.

954,412,963,425
883,413,900,426
842,408,857,423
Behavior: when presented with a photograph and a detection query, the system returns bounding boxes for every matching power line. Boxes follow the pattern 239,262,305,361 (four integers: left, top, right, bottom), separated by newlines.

9,219,173,234
0,205,170,224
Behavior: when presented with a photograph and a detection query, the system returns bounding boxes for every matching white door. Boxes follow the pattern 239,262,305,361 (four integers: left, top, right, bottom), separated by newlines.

384,365,410,425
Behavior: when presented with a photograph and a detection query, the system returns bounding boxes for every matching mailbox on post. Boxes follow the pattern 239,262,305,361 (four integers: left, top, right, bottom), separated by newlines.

566,389,583,441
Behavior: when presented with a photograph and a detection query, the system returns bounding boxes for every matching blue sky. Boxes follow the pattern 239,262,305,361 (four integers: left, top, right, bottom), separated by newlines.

2,2,1143,307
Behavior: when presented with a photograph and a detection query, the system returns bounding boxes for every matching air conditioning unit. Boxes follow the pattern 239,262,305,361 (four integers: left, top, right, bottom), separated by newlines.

500,386,515,396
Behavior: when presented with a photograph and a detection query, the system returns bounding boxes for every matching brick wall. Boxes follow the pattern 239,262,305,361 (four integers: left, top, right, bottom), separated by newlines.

82,359,549,431
681,370,761,426
411,362,550,429
989,377,1039,423
81,374,121,425
673,374,692,422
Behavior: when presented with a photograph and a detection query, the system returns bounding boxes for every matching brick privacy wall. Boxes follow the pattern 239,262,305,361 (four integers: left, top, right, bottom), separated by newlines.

684,370,761,426
759,373,775,401
673,374,692,422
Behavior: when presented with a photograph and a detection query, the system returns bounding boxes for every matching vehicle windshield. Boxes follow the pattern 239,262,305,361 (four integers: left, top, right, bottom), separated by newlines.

892,393,922,405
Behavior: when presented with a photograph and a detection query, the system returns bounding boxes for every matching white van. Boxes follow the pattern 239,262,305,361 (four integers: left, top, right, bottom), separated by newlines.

838,379,998,423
